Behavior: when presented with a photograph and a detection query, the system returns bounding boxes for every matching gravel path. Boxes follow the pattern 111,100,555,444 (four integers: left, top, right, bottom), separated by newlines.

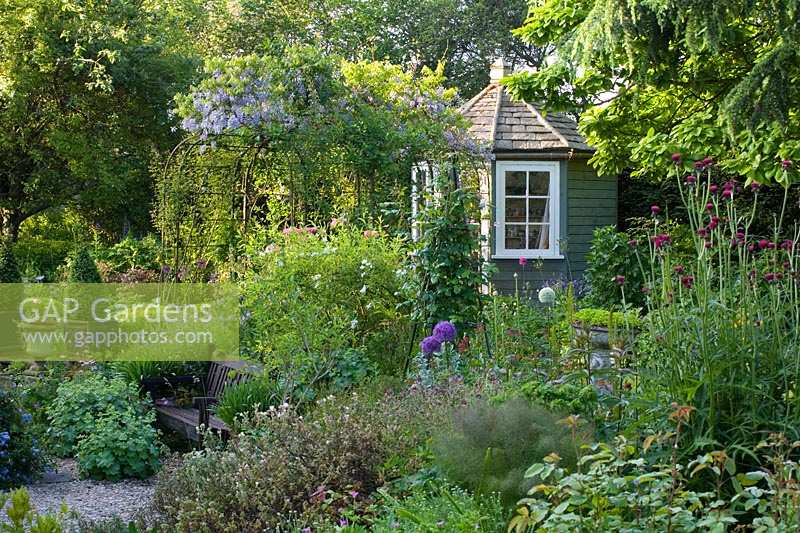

2,459,156,526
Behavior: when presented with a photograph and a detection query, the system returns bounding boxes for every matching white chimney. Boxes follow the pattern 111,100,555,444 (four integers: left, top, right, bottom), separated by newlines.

489,57,512,83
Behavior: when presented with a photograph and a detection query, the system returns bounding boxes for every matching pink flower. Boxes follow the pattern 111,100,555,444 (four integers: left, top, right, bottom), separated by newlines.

518,257,528,266
765,272,776,283
674,265,685,274
614,275,626,285
362,230,379,238
781,239,795,250
707,216,719,230
651,205,661,215
768,241,776,249
710,184,719,193
704,240,713,249
685,175,696,184
681,275,695,289
652,234,672,249
735,231,745,239
748,243,756,252
758,239,769,249
671,153,682,163
782,160,792,169
697,228,707,237
628,239,638,247
750,181,761,191
705,202,714,211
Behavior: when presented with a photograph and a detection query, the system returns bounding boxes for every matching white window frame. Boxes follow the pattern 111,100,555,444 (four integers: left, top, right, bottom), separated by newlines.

494,160,562,259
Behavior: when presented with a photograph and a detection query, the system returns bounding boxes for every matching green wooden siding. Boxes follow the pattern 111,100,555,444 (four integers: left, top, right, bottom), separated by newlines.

490,158,617,294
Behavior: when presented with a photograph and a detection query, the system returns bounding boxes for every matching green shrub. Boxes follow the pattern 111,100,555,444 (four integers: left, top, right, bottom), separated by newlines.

509,434,800,532
241,228,410,377
46,374,141,456
0,388,45,489
512,381,598,417
584,225,643,307
0,239,21,282
12,239,72,281
153,382,474,531
0,487,66,532
433,399,588,506
369,482,505,532
213,378,283,429
66,247,101,283
75,407,161,480
94,235,161,273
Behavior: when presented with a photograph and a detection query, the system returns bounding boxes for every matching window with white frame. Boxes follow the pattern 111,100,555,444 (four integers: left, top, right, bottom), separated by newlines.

495,161,561,258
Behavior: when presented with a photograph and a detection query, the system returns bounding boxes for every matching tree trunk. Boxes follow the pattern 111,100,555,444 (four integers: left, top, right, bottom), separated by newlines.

0,208,21,242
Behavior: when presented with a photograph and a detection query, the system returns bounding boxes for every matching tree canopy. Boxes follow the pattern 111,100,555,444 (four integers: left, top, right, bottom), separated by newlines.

0,0,197,240
503,0,800,184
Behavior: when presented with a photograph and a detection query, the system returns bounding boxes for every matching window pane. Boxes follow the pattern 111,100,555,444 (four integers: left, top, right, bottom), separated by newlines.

528,199,549,223
505,171,526,196
529,171,550,195
505,224,526,250
506,198,526,222
528,224,550,250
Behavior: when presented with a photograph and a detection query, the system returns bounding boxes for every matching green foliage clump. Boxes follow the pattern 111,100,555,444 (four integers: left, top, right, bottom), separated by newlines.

0,239,21,282
509,435,800,532
66,248,101,283
94,235,162,273
213,378,282,429
584,226,643,307
514,381,598,417
433,399,587,506
409,179,489,330
153,383,471,531
573,307,640,329
0,488,66,533
12,239,72,281
241,228,410,379
46,374,142,457
75,407,161,481
369,481,506,532
0,388,45,489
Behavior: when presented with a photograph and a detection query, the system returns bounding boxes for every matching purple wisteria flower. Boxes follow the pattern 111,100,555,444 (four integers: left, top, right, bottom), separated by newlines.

420,335,443,355
432,321,457,343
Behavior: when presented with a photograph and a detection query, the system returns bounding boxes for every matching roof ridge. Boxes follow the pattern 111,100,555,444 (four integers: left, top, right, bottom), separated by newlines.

524,101,569,148
459,83,496,114
490,84,503,151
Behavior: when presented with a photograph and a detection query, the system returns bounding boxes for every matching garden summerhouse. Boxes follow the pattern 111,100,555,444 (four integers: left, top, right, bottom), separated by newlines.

461,59,618,293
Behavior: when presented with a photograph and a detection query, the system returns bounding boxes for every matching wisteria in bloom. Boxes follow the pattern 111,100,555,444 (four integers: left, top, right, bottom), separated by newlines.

179,65,312,143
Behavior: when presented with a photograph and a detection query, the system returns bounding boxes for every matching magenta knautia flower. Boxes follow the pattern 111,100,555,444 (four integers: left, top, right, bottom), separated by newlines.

420,335,442,355
674,265,685,274
710,184,718,193
628,239,638,247
781,239,795,250
758,239,769,250
750,181,761,191
671,153,682,163
614,275,625,285
518,257,527,266
685,175,696,184
681,275,695,289
782,160,792,169
705,202,714,211
651,205,661,215
432,321,457,343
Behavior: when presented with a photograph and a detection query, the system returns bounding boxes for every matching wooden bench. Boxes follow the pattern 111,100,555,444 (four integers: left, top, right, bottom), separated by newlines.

142,360,262,442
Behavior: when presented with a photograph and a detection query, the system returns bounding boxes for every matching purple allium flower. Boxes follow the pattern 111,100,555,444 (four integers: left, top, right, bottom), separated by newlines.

432,321,457,343
161,265,172,274
420,335,442,355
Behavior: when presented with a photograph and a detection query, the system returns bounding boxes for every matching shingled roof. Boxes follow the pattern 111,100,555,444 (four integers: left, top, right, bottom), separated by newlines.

460,63,593,154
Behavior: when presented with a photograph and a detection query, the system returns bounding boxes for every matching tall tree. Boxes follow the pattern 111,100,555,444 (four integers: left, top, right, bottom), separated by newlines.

199,0,546,97
0,0,198,240
504,0,800,183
